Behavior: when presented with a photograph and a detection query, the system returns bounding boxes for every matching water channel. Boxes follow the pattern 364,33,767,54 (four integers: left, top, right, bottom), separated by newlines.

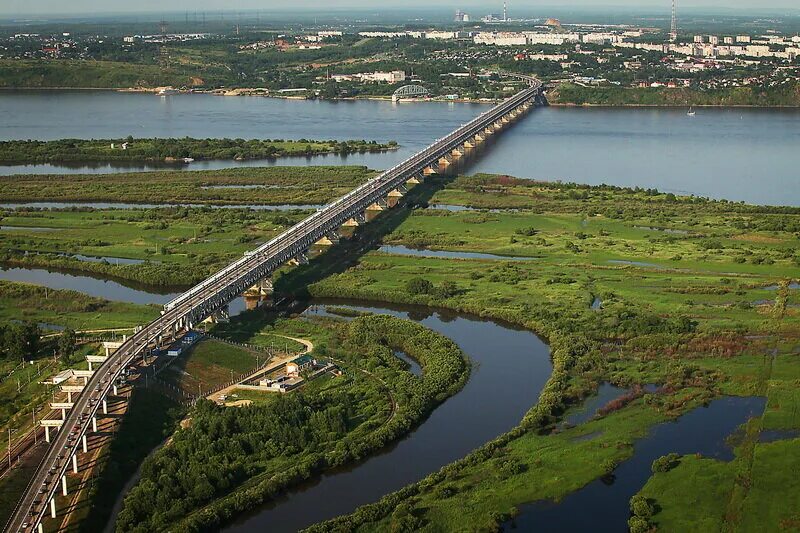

1,91,799,206
507,395,767,532
378,244,538,261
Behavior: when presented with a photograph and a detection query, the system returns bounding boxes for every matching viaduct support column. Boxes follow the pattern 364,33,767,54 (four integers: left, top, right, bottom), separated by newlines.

102,399,108,415
92,416,98,433
72,454,78,474
50,497,56,519
82,434,88,453
61,475,68,496
44,426,50,443
113,384,118,396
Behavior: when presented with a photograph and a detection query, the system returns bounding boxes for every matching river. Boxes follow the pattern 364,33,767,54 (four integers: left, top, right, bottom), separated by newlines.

1,91,798,206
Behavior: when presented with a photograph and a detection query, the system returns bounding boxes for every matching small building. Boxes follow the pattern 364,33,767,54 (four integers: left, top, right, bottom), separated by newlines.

286,355,316,377
50,369,74,385
166,341,183,357
182,331,202,346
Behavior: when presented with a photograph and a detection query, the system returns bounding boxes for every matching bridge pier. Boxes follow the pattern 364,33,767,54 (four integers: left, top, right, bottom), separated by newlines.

406,175,421,185
62,475,68,496
387,187,406,208
342,216,364,227
315,231,340,246
82,434,88,453
50,497,56,519
44,425,50,443
288,253,309,266
423,166,438,176
72,454,78,474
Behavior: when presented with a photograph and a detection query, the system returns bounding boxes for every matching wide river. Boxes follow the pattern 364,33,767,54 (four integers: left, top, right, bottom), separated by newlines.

1,90,799,206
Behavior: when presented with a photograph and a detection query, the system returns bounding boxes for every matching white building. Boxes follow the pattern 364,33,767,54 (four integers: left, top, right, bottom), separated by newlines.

425,31,459,40
524,32,580,45
474,32,527,46
582,32,623,45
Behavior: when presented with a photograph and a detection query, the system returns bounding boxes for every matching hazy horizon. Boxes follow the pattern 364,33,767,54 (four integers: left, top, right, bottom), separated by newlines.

2,1,800,18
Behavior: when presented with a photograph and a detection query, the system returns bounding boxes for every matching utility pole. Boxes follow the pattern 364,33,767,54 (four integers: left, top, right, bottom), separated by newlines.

7,428,16,469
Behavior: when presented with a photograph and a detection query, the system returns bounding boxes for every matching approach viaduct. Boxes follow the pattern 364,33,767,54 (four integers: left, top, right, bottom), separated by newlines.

5,73,542,533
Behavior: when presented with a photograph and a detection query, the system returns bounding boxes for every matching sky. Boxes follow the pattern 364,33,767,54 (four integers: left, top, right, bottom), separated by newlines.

2,0,799,17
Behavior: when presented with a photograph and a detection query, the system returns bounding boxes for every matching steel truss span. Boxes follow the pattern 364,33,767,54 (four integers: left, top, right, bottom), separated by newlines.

4,74,542,533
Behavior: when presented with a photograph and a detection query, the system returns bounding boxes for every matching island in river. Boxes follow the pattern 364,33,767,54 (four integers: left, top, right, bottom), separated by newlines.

0,137,398,165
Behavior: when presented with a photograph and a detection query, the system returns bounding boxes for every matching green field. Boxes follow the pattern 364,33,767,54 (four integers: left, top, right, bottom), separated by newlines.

0,165,375,204
0,166,378,285
0,138,396,164
160,338,262,395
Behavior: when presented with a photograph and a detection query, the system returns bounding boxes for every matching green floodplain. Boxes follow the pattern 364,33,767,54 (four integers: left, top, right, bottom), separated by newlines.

0,137,397,164
0,166,798,532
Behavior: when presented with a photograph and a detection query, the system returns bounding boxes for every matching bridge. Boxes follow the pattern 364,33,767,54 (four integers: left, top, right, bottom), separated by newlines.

392,84,429,102
4,74,542,533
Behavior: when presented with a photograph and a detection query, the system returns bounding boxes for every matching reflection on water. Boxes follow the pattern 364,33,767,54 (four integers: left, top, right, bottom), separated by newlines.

508,396,766,533
0,266,180,305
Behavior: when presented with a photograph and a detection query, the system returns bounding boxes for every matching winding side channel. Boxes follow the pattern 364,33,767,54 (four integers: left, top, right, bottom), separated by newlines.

4,263,553,531
222,299,552,532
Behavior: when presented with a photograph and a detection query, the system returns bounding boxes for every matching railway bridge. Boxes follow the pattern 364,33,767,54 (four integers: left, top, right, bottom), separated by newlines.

5,74,542,533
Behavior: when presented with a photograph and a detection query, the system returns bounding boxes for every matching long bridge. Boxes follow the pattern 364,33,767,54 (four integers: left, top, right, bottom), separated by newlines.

5,74,542,533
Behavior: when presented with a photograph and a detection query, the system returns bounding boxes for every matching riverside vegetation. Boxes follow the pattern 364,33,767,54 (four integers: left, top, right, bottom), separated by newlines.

548,82,800,107
0,138,397,164
2,168,799,532
115,314,469,532
276,174,798,532
0,165,376,205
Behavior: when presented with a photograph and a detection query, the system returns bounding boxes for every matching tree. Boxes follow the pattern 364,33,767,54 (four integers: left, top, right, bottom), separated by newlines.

1,322,40,361
58,329,77,360
651,452,680,473
630,494,654,518
406,277,433,295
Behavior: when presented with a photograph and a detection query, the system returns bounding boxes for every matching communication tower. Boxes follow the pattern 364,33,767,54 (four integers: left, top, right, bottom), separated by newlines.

670,0,678,43
158,20,169,69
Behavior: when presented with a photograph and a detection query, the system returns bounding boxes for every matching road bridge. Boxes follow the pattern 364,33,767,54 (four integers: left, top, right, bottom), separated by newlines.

4,74,542,533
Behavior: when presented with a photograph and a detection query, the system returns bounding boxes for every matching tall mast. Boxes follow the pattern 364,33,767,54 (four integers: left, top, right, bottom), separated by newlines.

670,0,678,43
